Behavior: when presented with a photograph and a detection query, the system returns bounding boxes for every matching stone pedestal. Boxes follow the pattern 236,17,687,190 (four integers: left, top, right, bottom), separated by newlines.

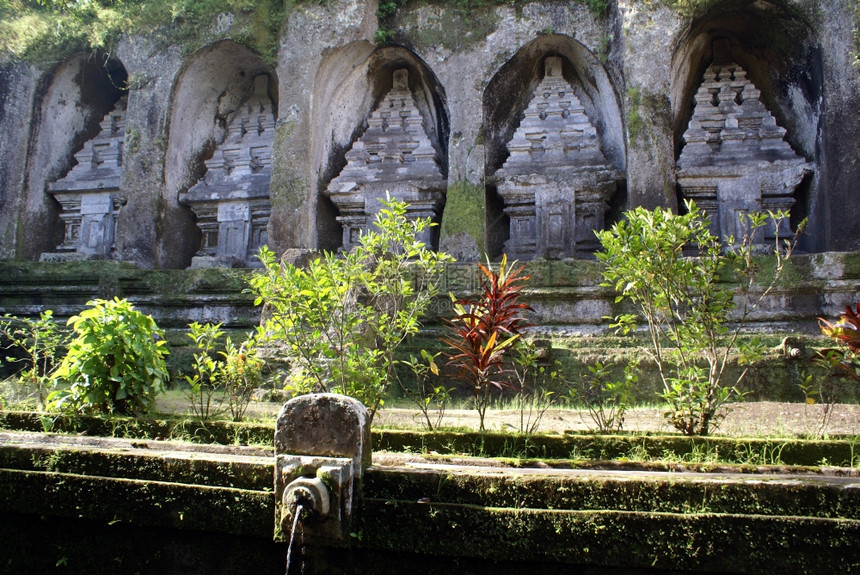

180,74,274,268
677,58,812,247
494,57,622,260
326,69,446,251
274,393,370,542
42,97,127,261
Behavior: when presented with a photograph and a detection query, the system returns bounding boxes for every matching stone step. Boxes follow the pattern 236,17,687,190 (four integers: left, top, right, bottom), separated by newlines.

365,460,860,520
0,431,272,490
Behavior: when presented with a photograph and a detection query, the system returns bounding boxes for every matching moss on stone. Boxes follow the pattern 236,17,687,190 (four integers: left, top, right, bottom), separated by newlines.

355,497,860,572
0,0,286,66
0,444,272,491
0,411,276,447
363,466,860,519
372,429,860,467
439,180,485,250
0,468,273,537
269,120,309,213
397,3,501,52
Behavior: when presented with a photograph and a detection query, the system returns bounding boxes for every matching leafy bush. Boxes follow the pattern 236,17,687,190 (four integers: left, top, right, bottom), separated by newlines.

808,302,860,436
569,360,636,434
249,197,453,424
219,336,263,422
507,339,559,435
185,321,225,419
818,302,860,382
51,298,169,415
395,350,453,431
442,255,532,431
185,322,265,422
0,310,67,409
596,201,802,436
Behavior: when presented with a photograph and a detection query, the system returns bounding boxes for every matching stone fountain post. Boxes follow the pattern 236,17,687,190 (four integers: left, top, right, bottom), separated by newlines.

274,393,371,542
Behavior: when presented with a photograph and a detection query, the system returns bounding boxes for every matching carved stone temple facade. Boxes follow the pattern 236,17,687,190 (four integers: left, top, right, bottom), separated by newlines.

677,56,813,248
326,69,446,251
180,74,275,268
0,0,856,269
41,97,128,261
493,57,623,260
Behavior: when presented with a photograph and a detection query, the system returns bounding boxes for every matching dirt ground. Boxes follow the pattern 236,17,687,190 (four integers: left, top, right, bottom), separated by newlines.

370,402,860,437
231,397,860,437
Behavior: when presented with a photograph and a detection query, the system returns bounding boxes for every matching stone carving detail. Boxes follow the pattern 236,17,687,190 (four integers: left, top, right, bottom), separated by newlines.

326,69,446,251
677,59,812,247
494,56,623,260
42,96,127,261
180,74,274,268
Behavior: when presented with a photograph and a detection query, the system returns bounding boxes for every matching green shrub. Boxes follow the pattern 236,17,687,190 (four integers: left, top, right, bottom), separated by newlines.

596,202,802,436
249,197,453,424
0,310,67,409
184,322,263,422
51,298,169,415
185,321,225,420
442,255,532,432
569,360,636,434
219,335,264,422
395,350,453,431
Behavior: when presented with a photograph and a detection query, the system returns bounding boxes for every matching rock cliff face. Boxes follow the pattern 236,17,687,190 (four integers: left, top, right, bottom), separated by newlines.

0,0,856,268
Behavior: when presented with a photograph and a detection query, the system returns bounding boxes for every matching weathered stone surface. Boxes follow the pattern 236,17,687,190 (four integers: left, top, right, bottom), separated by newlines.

274,393,371,474
180,74,275,268
0,62,40,260
0,0,855,267
274,393,370,541
42,97,128,260
115,35,184,268
326,68,446,250
494,56,623,259
677,54,813,247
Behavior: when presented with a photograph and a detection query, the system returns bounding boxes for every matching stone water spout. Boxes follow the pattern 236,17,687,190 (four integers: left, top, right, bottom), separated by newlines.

274,393,370,542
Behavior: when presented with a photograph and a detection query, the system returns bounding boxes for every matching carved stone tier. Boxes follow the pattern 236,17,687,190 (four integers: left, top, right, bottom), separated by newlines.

42,96,127,261
494,57,622,260
180,75,274,268
677,60,813,247
326,69,446,251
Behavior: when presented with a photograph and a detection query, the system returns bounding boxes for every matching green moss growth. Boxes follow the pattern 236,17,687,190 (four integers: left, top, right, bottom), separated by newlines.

439,180,485,251
625,86,644,141
5,410,858,467
0,468,273,537
356,499,860,572
373,429,860,467
0,411,276,446
363,466,860,519
399,3,501,52
1,444,272,490
377,0,609,49
0,0,284,67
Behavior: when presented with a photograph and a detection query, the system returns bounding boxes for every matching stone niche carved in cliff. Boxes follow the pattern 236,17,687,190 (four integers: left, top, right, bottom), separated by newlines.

677,59,812,247
325,68,446,251
180,74,274,268
493,57,623,260
42,96,128,261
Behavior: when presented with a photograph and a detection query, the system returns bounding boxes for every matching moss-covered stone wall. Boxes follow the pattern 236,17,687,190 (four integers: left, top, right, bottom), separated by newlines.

0,425,858,574
3,251,860,401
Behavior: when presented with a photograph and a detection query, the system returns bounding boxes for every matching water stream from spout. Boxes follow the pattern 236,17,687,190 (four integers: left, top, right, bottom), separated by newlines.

285,504,303,575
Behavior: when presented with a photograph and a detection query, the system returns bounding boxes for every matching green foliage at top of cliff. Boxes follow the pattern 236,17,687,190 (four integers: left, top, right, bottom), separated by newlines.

0,0,285,65
0,0,615,63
